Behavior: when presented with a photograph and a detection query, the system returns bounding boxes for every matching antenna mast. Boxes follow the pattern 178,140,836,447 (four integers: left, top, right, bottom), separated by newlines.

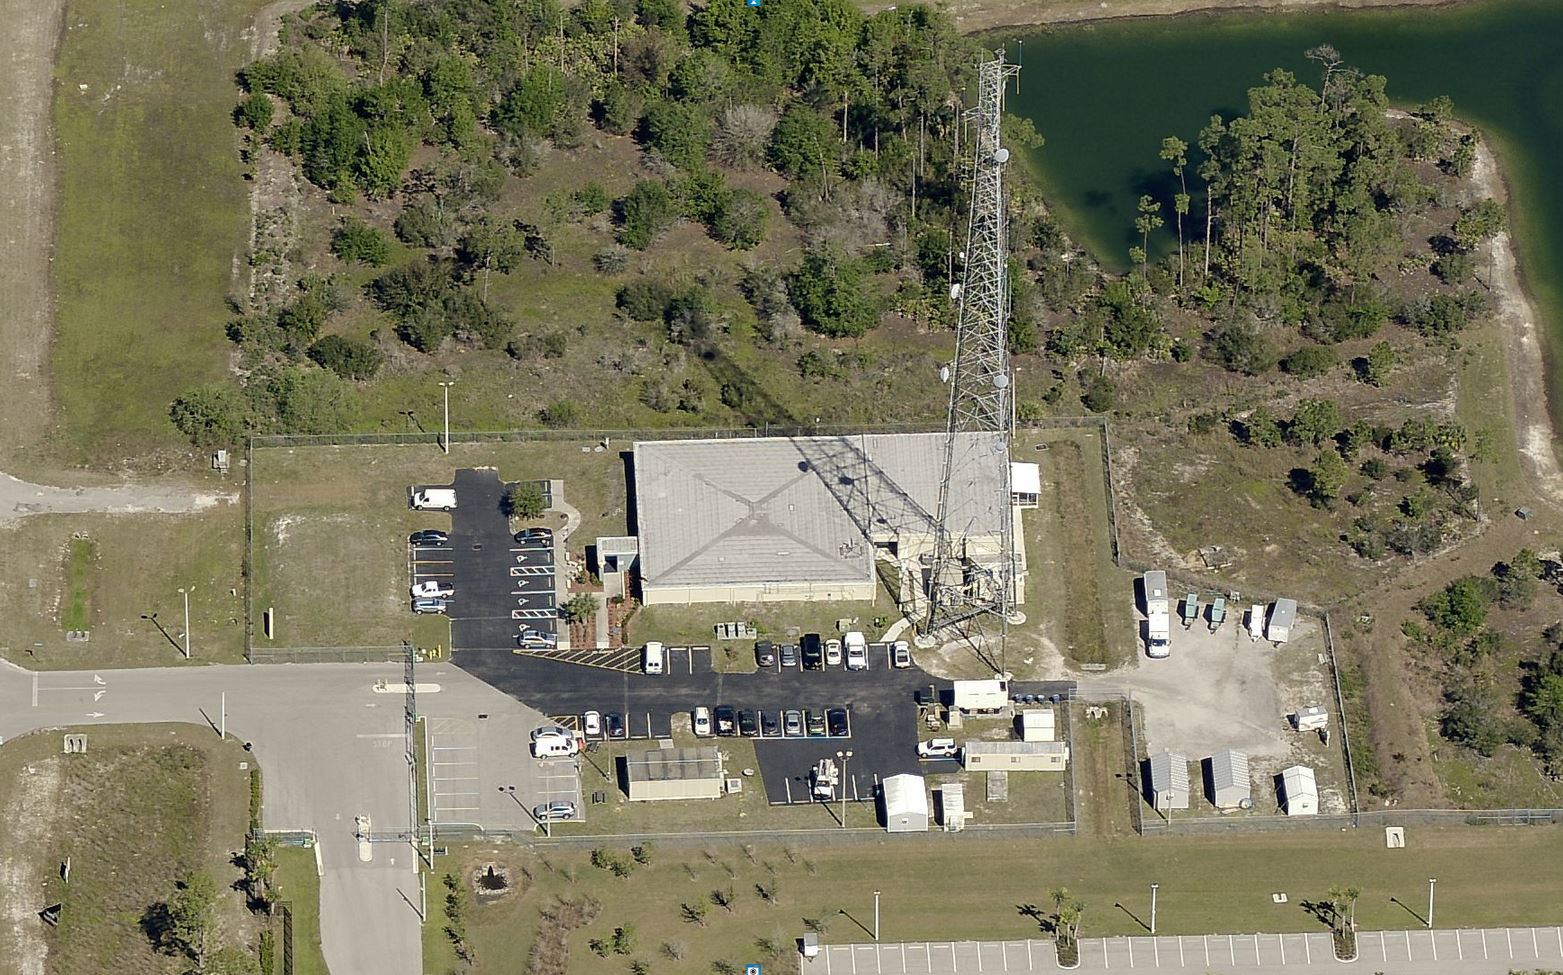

925,51,1019,672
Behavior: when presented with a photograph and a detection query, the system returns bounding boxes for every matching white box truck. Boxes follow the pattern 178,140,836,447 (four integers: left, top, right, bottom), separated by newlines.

951,678,1010,713
1143,570,1171,658
410,487,456,510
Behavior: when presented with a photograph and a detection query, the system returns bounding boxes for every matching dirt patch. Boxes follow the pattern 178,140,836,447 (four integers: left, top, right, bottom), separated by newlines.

0,0,66,469
0,757,61,975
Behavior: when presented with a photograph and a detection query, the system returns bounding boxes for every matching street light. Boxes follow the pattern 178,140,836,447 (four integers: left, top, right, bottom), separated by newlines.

1427,878,1436,929
501,785,548,838
836,749,853,828
1150,883,1159,935
176,586,193,658
437,380,455,454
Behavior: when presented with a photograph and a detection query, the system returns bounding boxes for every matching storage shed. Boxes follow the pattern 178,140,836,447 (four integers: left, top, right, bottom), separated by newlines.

880,774,929,833
1206,749,1251,809
1267,598,1298,643
938,782,967,831
1145,751,1190,811
1018,708,1056,742
1292,705,1329,732
962,739,1070,772
1280,764,1319,816
624,747,723,802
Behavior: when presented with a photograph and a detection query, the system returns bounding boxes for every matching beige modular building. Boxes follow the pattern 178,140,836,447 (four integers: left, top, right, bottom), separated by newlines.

631,432,1027,606
961,739,1070,772
624,746,724,802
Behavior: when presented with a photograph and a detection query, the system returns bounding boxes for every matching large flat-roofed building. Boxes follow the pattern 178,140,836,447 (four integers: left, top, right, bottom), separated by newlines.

632,432,1025,606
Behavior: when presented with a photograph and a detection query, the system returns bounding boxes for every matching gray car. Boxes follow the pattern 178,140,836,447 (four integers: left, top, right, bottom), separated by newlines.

783,709,804,737
532,800,576,822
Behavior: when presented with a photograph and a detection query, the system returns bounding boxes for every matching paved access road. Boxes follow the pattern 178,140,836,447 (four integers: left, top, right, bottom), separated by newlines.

804,926,1563,974
0,655,553,975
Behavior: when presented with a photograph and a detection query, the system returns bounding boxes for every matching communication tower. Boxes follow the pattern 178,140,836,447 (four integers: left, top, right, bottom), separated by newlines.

925,51,1020,669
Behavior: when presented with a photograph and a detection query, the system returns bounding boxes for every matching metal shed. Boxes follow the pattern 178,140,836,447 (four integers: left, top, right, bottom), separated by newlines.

880,774,929,833
1267,598,1298,643
962,740,1070,772
1145,751,1190,811
623,746,723,802
1018,708,1056,742
1206,749,1251,809
1280,764,1319,816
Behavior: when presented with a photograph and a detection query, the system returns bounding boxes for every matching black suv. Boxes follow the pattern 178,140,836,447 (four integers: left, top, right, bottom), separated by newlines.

754,640,776,668
714,705,737,736
827,707,850,737
409,530,449,546
800,633,824,670
737,709,758,737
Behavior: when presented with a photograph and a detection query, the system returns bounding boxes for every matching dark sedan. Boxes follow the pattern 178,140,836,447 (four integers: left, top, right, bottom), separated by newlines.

760,711,780,737
738,709,758,737
754,640,776,668
605,712,626,739
827,707,849,737
409,530,449,546
779,643,799,668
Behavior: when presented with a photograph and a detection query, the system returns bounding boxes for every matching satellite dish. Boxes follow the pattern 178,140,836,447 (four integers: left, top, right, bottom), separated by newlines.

938,365,951,383
949,283,963,301
1238,797,1254,810
993,147,1010,164
993,374,1009,389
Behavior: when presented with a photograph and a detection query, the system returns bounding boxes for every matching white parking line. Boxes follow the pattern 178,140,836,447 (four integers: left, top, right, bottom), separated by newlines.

1303,933,1311,964
1203,935,1210,968
1509,928,1515,958
1278,933,1286,966
1430,929,1437,961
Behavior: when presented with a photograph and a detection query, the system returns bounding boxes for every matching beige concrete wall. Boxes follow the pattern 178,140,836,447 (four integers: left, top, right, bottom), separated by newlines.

641,579,876,606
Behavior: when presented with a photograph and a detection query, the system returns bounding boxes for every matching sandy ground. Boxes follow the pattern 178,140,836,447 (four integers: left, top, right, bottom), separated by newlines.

0,0,65,470
0,471,236,523
870,0,1480,34
0,758,61,975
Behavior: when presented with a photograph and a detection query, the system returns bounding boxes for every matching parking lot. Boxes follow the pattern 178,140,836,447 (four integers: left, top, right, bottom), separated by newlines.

408,469,563,650
420,704,580,830
454,641,1073,808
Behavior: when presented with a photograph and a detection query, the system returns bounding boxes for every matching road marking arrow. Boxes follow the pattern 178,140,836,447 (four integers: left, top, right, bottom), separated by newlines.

85,712,104,718
93,674,105,685
94,690,106,701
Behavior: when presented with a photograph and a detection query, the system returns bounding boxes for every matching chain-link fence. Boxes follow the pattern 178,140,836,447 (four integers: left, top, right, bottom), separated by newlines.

247,646,408,664
1139,806,1563,836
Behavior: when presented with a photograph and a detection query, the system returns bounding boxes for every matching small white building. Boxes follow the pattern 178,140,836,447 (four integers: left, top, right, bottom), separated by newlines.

1280,764,1319,816
880,774,929,833
1018,708,1056,742
962,739,1070,772
1145,751,1190,811
1268,598,1298,643
1010,462,1042,509
1206,749,1251,809
939,782,967,831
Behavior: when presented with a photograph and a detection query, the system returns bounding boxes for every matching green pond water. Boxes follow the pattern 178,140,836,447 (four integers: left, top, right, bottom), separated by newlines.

1009,0,1563,413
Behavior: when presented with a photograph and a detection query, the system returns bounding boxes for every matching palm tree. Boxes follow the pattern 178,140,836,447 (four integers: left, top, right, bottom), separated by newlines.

1325,885,1347,933
1342,886,1361,932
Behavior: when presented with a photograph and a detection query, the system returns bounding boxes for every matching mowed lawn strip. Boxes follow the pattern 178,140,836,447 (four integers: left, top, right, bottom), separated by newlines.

272,847,330,975
0,724,254,975
250,441,628,648
429,825,1563,973
0,508,245,669
51,0,264,465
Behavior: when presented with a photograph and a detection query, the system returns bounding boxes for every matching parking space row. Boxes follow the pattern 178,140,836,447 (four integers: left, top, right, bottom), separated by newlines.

804,928,1563,973
548,706,858,742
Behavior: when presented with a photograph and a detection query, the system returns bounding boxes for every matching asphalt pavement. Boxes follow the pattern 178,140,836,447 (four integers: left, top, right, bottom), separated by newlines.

0,654,554,975
445,468,560,650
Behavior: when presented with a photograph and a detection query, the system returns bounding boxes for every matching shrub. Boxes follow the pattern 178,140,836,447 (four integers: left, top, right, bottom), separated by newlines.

307,335,383,380
505,482,547,518
235,92,274,130
617,280,678,322
169,384,254,446
331,218,392,266
539,400,580,428
1081,375,1115,413
790,247,879,338
1280,344,1337,379
620,181,679,249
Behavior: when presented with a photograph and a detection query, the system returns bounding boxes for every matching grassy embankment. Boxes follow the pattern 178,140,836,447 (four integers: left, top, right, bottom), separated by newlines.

0,725,254,974
422,823,1563,973
51,0,264,468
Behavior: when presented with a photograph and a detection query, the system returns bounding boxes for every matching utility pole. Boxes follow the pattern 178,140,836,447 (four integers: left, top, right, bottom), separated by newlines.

220,691,226,740
177,586,193,658
1427,877,1436,929
874,889,881,941
1150,883,1159,935
438,380,455,454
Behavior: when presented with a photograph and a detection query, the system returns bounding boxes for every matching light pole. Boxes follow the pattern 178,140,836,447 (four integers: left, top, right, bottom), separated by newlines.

1427,878,1436,929
176,586,193,658
1150,883,1159,934
837,749,853,828
874,889,881,941
438,380,455,454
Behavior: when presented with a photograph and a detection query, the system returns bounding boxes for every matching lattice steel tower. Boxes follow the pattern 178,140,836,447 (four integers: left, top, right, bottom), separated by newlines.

925,51,1020,666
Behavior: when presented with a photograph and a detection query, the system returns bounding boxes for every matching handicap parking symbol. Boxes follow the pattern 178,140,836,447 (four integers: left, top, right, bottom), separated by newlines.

746,0,761,6
745,966,763,975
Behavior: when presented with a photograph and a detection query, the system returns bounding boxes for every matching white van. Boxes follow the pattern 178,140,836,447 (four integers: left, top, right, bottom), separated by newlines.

531,734,579,759
642,641,665,675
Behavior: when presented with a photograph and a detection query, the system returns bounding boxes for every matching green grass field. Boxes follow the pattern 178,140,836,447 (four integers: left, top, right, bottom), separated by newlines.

50,0,265,466
0,508,246,669
426,824,1563,973
0,724,256,975
272,847,330,975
